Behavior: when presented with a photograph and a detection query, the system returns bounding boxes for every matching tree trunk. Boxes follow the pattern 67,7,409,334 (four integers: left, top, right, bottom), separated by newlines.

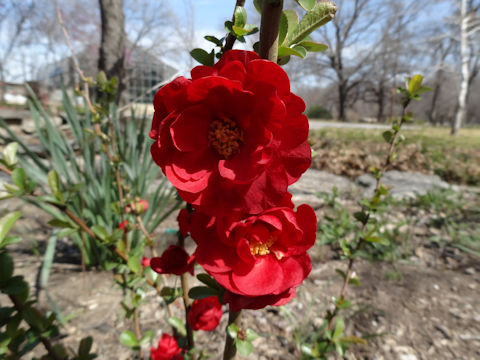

98,0,127,105
451,0,469,135
338,82,347,122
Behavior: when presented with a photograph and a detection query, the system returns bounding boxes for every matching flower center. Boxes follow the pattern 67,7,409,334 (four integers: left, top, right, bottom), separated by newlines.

250,238,275,256
208,118,243,159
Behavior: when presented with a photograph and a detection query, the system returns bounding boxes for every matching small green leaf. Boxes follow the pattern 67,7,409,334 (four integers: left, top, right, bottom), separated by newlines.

245,328,259,342
253,0,263,13
333,317,345,340
190,48,215,66
353,211,368,224
188,286,218,300
0,212,21,245
119,330,138,348
340,335,367,345
2,142,18,167
139,330,154,346
0,236,21,248
236,339,254,356
204,35,223,47
298,41,328,52
0,252,13,283
1,276,29,296
407,74,423,94
23,305,44,331
48,170,63,202
127,256,141,274
78,336,93,360
48,219,75,229
196,273,220,289
287,2,337,46
278,46,306,58
233,6,247,28
294,0,316,11
11,168,26,191
160,287,183,305
92,225,108,241
227,323,238,339
168,316,186,336
292,45,307,58
382,130,394,143
279,10,299,46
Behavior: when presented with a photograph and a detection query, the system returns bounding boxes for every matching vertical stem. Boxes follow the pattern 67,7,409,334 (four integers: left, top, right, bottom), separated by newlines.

259,0,283,62
223,310,242,360
178,232,195,355
133,292,143,359
224,0,246,52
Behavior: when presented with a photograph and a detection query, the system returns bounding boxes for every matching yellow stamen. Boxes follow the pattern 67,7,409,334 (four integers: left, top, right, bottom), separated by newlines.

250,238,275,256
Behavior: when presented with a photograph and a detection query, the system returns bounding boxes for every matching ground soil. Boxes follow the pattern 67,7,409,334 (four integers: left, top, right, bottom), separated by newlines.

2,184,479,360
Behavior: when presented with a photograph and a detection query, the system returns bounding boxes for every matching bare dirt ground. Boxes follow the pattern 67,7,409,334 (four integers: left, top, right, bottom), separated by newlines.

2,184,479,360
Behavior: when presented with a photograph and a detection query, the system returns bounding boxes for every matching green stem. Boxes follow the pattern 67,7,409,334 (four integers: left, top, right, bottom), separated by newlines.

259,0,283,62
223,310,242,360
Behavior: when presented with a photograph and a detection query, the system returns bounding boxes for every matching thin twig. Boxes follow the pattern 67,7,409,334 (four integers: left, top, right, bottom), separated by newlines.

9,294,62,360
328,99,411,330
133,292,143,359
0,164,12,175
259,0,283,62
178,232,195,354
223,310,242,360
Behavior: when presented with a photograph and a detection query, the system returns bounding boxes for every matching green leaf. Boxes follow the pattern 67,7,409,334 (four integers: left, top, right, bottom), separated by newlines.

160,287,183,305
298,41,328,52
1,276,28,296
227,323,239,339
168,316,186,336
47,170,63,202
127,256,141,274
11,168,26,191
119,330,138,348
196,273,220,289
188,286,218,300
279,10,299,46
294,0,316,11
48,219,75,229
204,35,223,47
236,339,253,356
0,212,21,245
382,130,394,143
333,317,345,340
0,236,21,248
190,48,215,66
139,330,154,346
92,225,108,241
407,74,423,94
278,46,306,58
245,328,259,342
353,211,368,224
0,252,13,283
233,6,247,28
2,142,18,167
78,336,93,360
365,235,389,245
340,335,367,345
287,2,337,46
292,45,307,58
23,305,44,331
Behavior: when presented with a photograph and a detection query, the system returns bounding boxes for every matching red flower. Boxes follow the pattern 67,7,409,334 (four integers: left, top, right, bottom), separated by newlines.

118,220,129,233
150,245,195,276
223,287,296,312
125,199,149,214
150,333,183,360
187,296,223,331
191,204,317,309
141,256,151,268
177,208,191,237
149,50,311,215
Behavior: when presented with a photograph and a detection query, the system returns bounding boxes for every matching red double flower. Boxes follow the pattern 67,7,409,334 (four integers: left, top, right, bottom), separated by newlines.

150,333,183,360
191,204,317,310
150,245,195,276
187,296,223,331
150,50,311,215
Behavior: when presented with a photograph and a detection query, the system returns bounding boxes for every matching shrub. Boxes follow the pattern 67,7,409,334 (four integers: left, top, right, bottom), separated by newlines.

306,105,332,119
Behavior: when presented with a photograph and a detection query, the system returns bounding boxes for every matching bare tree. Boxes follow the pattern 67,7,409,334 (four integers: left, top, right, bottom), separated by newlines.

98,0,127,104
451,0,480,134
0,1,35,100
308,0,382,121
